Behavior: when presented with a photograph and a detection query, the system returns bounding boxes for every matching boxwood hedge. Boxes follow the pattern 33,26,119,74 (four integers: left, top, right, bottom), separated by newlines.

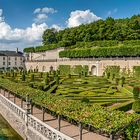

59,46,140,58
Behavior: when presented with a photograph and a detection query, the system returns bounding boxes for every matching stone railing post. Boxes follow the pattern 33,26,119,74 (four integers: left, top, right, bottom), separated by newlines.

42,107,45,122
21,98,23,108
138,133,140,140
14,94,16,103
4,89,5,96
31,103,33,115
8,91,10,99
79,123,82,140
58,115,61,131
110,134,114,140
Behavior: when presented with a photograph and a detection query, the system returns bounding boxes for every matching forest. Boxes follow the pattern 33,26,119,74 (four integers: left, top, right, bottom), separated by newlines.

24,15,140,53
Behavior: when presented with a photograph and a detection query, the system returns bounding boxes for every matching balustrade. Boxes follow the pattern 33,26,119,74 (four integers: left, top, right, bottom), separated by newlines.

0,92,74,140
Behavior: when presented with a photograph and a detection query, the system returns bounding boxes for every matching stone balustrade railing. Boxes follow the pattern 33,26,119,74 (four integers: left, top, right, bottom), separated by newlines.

0,92,74,140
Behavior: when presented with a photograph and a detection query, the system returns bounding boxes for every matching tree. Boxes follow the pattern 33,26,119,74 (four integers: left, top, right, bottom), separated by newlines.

42,28,57,45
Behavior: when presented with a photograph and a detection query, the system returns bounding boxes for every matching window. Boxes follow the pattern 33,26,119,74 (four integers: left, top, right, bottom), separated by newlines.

20,57,22,61
8,57,10,60
15,62,17,65
15,57,17,61
3,57,5,60
3,62,5,65
9,62,11,65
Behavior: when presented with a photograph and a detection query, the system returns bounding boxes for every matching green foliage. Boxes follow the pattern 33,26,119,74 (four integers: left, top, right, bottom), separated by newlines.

123,123,139,140
105,66,120,77
0,77,139,135
132,100,140,113
121,76,125,87
24,14,140,52
45,77,49,85
106,72,110,79
133,87,140,100
28,82,34,88
38,84,44,90
111,101,134,111
59,46,140,58
133,66,140,77
59,65,71,75
30,74,35,81
40,72,43,78
68,74,71,78
81,97,90,103
23,47,35,53
132,87,140,113
115,78,120,85
73,65,83,75
59,65,89,76
42,28,57,45
22,74,26,81
55,76,60,85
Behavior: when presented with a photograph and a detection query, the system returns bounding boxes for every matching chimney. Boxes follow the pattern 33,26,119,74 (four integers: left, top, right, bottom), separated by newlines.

16,48,18,53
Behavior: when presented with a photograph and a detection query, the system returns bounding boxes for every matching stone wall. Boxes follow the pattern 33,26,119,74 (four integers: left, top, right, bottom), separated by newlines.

0,95,48,140
0,98,26,139
25,58,140,76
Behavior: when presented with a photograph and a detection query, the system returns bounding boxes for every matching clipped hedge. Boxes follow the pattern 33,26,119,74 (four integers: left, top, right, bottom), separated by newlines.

0,77,140,136
59,65,89,75
59,46,140,58
111,100,134,111
59,65,71,75
105,66,120,76
133,66,140,76
24,40,140,53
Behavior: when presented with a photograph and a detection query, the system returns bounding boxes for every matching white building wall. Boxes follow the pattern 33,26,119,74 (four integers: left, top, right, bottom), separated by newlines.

0,56,24,70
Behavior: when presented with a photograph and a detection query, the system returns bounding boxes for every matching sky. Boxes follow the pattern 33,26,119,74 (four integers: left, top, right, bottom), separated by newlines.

0,0,140,51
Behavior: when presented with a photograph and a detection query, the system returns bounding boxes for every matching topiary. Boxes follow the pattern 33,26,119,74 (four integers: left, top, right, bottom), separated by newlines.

121,76,125,87
112,74,115,80
132,100,140,113
56,76,60,85
107,72,110,79
38,84,44,90
40,72,43,78
68,74,71,78
31,74,35,81
45,77,49,85
133,87,140,100
81,97,90,103
28,83,34,88
115,78,120,85
22,74,26,81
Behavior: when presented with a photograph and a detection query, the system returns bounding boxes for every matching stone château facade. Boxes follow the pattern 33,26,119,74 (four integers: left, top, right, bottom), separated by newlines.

0,49,25,70
24,48,140,76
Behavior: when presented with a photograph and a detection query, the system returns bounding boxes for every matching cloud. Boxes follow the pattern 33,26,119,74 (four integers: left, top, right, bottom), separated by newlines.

34,14,48,23
34,7,57,14
34,7,57,23
0,9,48,50
51,24,62,31
0,9,4,22
67,10,101,27
107,8,118,16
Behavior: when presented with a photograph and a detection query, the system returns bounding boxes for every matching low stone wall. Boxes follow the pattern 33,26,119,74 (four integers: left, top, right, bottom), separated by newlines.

0,92,74,140
0,98,26,139
0,95,48,140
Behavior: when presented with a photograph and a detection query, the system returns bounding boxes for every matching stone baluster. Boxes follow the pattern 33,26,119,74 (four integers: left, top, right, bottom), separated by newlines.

79,123,82,140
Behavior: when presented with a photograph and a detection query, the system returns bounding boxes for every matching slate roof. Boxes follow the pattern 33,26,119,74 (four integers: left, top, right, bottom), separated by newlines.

0,51,23,57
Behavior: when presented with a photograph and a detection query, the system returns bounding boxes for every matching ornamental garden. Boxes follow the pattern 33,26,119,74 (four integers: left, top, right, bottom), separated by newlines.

1,65,140,139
